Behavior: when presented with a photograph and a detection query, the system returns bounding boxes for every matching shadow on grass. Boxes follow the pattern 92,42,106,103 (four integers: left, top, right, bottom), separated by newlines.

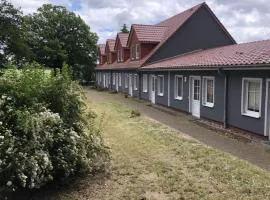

3,170,111,200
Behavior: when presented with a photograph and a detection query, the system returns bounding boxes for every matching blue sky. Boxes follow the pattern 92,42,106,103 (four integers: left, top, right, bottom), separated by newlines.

10,0,270,44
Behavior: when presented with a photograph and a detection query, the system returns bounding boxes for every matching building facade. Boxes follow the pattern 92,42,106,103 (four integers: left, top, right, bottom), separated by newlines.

95,2,270,139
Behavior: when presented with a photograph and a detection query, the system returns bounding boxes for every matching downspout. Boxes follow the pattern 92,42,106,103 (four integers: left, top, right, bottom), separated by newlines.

223,70,228,129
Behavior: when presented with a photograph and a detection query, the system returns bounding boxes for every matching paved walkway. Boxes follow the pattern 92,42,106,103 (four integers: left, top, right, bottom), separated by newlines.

86,89,270,171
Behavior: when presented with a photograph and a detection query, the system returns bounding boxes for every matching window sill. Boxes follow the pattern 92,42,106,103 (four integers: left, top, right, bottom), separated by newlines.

158,93,164,96
143,90,148,93
134,88,138,91
203,102,214,108
241,111,260,119
175,97,183,101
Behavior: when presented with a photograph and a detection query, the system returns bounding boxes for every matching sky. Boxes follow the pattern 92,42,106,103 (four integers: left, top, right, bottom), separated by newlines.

9,0,270,44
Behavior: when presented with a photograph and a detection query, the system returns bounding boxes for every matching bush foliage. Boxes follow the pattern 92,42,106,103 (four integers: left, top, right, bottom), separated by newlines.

0,63,109,192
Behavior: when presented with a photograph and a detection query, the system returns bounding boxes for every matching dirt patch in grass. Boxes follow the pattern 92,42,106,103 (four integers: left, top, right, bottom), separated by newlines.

17,100,270,200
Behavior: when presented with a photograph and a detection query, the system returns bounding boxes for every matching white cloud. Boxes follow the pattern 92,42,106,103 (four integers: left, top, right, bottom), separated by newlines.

9,0,270,44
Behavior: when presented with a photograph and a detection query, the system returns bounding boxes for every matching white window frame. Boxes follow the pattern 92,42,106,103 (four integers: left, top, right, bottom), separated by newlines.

174,75,183,100
125,73,128,88
202,76,215,108
157,75,164,96
118,73,122,86
143,74,148,92
241,77,262,118
113,73,116,85
134,74,138,90
135,44,140,60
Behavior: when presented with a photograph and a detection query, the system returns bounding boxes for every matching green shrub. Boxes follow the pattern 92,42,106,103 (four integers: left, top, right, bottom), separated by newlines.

0,64,110,192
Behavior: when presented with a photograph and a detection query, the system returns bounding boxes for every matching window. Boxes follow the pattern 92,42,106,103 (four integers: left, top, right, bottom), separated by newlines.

100,56,102,64
174,75,183,100
143,74,148,92
117,50,121,62
125,73,128,88
120,49,124,62
108,53,112,64
202,77,215,107
131,46,136,60
134,74,138,90
118,73,122,86
113,73,116,85
242,78,262,118
157,75,164,96
136,44,140,59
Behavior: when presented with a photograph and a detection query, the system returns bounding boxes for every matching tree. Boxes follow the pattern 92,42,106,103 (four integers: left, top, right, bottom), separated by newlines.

23,4,98,81
0,0,30,67
121,24,129,33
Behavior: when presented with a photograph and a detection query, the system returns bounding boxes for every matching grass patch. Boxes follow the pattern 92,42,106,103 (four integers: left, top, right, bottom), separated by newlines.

26,100,270,200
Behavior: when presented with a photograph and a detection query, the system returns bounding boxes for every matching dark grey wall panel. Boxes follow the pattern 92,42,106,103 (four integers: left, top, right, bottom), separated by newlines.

226,70,270,136
147,6,235,64
155,72,169,106
140,72,151,101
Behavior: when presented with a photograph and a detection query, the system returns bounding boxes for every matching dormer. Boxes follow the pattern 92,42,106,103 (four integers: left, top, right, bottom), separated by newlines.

98,44,106,65
114,32,129,63
105,39,117,64
127,24,167,61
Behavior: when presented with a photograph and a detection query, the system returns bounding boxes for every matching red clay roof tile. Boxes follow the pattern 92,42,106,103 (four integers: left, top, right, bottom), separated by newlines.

132,24,168,43
142,39,270,69
106,39,116,52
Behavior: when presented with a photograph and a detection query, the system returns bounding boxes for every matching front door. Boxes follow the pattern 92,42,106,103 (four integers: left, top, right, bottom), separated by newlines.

150,75,156,104
129,74,133,96
115,73,119,92
190,77,201,118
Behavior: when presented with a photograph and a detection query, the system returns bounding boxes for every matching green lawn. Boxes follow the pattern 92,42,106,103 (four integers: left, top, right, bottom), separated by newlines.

32,100,270,200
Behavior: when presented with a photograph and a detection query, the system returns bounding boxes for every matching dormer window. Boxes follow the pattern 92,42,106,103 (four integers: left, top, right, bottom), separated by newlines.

108,53,112,64
131,46,136,60
120,49,124,62
100,56,102,64
136,44,140,59
117,50,121,62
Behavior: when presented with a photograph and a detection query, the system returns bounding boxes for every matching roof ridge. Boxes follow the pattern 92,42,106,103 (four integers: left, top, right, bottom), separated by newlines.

132,24,168,27
141,2,204,66
156,2,205,25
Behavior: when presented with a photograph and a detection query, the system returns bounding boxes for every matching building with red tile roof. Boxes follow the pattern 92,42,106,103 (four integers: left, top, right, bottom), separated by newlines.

95,2,270,139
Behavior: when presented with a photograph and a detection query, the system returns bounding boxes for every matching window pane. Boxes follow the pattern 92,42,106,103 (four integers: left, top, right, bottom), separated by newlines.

143,74,147,91
206,79,213,103
178,77,182,97
193,80,200,100
248,81,260,112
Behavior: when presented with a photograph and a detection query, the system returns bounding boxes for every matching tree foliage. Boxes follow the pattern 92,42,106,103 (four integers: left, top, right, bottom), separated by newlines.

0,0,30,67
121,24,129,33
23,4,98,81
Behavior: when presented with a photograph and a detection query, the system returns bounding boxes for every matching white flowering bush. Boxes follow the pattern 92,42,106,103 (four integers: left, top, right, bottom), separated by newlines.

0,64,109,192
